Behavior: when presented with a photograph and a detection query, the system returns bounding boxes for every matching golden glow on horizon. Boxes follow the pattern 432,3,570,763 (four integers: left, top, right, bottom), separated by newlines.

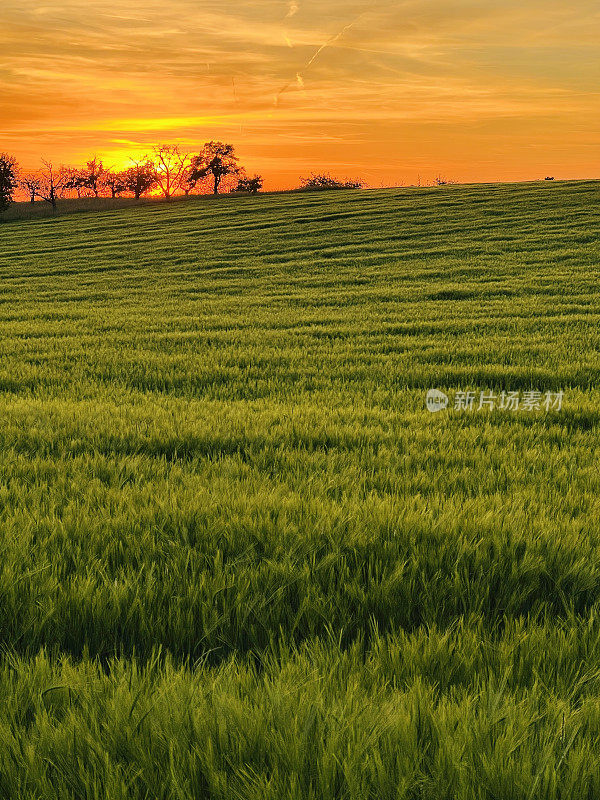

2,0,600,188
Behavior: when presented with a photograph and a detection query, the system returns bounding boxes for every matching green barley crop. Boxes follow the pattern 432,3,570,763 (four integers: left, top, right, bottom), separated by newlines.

0,181,599,797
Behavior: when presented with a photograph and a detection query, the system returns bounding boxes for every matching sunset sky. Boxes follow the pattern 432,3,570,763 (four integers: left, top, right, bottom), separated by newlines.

2,0,600,188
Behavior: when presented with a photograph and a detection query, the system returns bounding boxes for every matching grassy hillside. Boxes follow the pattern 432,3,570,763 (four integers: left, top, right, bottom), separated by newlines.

3,191,221,221
1,181,600,798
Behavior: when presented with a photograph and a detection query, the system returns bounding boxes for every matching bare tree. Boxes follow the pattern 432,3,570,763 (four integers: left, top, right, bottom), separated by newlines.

33,161,70,210
0,153,19,213
188,141,240,195
20,174,42,204
151,145,189,199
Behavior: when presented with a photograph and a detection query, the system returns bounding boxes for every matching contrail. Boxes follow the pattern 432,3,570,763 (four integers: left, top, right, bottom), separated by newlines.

275,12,368,106
286,1,299,18
304,14,365,70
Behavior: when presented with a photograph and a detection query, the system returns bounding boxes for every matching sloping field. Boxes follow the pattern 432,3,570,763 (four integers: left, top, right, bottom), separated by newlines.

1,181,600,798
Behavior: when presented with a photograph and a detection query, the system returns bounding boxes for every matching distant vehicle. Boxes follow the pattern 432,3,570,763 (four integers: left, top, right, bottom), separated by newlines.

545,176,555,181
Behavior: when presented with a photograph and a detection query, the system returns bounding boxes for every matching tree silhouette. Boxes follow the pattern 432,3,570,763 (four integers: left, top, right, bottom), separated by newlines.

63,167,89,198
300,173,363,190
151,145,189,199
189,142,240,195
104,171,127,198
0,154,19,213
181,163,197,196
33,161,70,210
83,158,106,197
234,174,263,194
122,160,156,199
6,142,263,209
20,174,41,204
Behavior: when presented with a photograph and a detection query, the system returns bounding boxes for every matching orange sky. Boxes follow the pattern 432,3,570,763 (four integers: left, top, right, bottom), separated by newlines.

2,0,600,188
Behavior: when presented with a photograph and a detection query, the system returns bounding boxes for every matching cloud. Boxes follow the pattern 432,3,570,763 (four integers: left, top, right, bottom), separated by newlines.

2,0,600,184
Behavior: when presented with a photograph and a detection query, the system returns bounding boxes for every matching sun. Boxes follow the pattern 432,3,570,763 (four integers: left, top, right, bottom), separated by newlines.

91,144,151,172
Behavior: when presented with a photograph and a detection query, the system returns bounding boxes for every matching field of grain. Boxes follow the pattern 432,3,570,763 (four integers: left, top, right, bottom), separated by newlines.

1,181,600,798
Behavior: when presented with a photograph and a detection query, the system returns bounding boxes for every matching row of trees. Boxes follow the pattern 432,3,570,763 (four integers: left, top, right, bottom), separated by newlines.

0,142,265,212
0,142,365,215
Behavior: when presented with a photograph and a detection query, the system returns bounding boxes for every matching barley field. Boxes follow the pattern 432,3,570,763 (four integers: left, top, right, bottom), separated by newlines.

1,181,600,798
